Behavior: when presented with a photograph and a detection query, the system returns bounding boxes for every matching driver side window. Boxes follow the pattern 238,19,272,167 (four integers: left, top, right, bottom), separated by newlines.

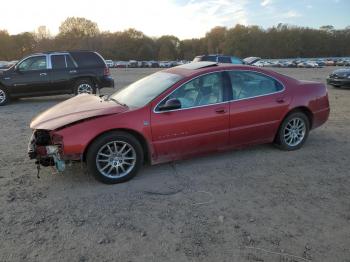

18,56,47,71
162,72,224,109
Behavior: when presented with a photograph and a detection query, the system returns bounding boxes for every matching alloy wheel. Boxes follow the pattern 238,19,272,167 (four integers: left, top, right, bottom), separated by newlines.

283,117,306,147
96,141,136,179
77,83,93,94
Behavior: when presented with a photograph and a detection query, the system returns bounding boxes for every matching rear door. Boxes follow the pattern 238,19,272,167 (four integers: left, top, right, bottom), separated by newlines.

228,70,290,146
9,55,50,96
151,71,231,162
49,54,77,94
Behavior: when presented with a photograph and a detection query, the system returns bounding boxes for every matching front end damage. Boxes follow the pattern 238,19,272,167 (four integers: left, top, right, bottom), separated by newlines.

28,130,66,174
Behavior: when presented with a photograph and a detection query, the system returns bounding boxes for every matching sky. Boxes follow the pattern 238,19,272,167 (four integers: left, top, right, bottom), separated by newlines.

0,0,349,39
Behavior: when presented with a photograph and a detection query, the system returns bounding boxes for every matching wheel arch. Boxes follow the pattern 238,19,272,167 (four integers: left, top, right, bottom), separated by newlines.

274,106,313,142
285,106,313,128
82,128,151,164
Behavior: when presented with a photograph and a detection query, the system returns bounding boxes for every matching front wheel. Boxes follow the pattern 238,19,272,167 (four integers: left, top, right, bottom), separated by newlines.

275,112,310,150
86,131,144,184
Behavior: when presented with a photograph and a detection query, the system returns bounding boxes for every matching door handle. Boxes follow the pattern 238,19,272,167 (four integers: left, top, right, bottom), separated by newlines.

69,70,77,74
276,97,285,103
39,73,47,76
215,108,227,114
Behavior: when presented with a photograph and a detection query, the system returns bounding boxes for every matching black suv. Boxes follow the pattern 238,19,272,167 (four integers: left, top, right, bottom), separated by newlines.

0,51,114,105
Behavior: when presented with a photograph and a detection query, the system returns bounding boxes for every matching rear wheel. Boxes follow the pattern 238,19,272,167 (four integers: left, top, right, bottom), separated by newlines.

275,112,310,150
0,87,9,106
86,131,143,184
74,79,96,95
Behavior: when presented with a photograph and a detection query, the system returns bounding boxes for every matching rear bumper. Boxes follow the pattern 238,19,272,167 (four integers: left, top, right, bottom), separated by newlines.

327,78,350,86
98,76,115,89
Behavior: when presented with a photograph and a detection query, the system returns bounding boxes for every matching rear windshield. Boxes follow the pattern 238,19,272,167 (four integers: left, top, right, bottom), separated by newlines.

70,51,105,68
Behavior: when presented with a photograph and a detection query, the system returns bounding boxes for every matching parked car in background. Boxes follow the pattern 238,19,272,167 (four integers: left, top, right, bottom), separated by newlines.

28,62,329,184
193,54,243,64
149,61,160,68
105,60,114,68
327,68,350,87
252,60,266,67
336,60,346,66
325,60,335,66
297,61,319,68
0,61,9,70
159,61,173,68
128,60,138,68
115,61,129,68
0,51,114,106
243,57,261,65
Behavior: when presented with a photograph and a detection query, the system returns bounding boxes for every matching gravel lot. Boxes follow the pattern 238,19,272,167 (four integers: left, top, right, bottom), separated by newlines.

0,67,349,262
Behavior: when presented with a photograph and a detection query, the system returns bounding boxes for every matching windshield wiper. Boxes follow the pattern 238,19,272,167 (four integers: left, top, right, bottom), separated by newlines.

107,97,127,107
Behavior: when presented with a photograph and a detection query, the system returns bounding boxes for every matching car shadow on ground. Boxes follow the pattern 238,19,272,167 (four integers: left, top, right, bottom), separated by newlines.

41,143,277,188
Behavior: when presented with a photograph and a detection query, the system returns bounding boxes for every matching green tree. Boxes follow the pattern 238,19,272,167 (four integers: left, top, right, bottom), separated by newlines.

206,26,227,54
58,17,99,37
157,35,180,60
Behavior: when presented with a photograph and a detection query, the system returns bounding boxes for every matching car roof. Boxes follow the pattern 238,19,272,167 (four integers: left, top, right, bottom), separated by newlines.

165,62,256,77
29,50,96,56
164,62,295,84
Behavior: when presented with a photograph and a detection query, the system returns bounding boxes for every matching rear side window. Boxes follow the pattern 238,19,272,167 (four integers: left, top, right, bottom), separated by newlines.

51,55,66,69
70,51,105,68
51,55,76,69
228,71,283,100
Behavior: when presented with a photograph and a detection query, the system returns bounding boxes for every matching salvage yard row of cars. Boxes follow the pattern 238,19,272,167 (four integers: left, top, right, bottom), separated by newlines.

2,55,350,70
103,56,350,69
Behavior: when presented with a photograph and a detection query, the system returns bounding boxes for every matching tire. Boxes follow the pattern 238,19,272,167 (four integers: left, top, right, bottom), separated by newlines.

332,84,342,88
86,131,144,184
274,112,310,151
74,79,96,95
0,87,9,106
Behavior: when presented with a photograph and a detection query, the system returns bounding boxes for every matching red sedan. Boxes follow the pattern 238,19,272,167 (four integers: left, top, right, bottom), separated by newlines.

28,62,330,184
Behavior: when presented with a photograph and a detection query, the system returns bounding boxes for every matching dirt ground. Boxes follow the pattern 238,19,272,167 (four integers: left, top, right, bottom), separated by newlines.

0,66,349,262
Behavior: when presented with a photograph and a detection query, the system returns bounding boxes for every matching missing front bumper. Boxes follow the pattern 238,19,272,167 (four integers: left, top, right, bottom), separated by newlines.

28,130,66,172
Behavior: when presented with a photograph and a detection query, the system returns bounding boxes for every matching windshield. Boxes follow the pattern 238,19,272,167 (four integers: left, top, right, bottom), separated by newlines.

109,72,183,107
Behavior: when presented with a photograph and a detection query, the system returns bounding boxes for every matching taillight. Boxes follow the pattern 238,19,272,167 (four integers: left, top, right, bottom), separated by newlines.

104,67,110,76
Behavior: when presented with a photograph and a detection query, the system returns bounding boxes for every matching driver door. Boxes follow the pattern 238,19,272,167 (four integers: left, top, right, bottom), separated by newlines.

9,55,50,96
150,72,231,162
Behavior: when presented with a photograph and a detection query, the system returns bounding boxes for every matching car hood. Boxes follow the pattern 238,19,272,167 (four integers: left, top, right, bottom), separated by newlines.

330,68,350,76
30,94,129,130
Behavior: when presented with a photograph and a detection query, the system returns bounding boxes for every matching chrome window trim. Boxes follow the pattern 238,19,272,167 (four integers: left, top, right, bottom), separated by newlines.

48,53,70,69
153,69,286,114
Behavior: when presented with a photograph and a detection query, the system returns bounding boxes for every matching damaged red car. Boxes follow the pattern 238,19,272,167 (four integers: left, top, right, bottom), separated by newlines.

28,62,330,184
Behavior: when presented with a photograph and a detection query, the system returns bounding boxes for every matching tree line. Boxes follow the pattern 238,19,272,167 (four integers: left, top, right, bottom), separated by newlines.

0,17,349,61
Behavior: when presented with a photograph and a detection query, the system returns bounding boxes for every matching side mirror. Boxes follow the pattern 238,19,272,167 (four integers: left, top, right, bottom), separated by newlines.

158,98,181,111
